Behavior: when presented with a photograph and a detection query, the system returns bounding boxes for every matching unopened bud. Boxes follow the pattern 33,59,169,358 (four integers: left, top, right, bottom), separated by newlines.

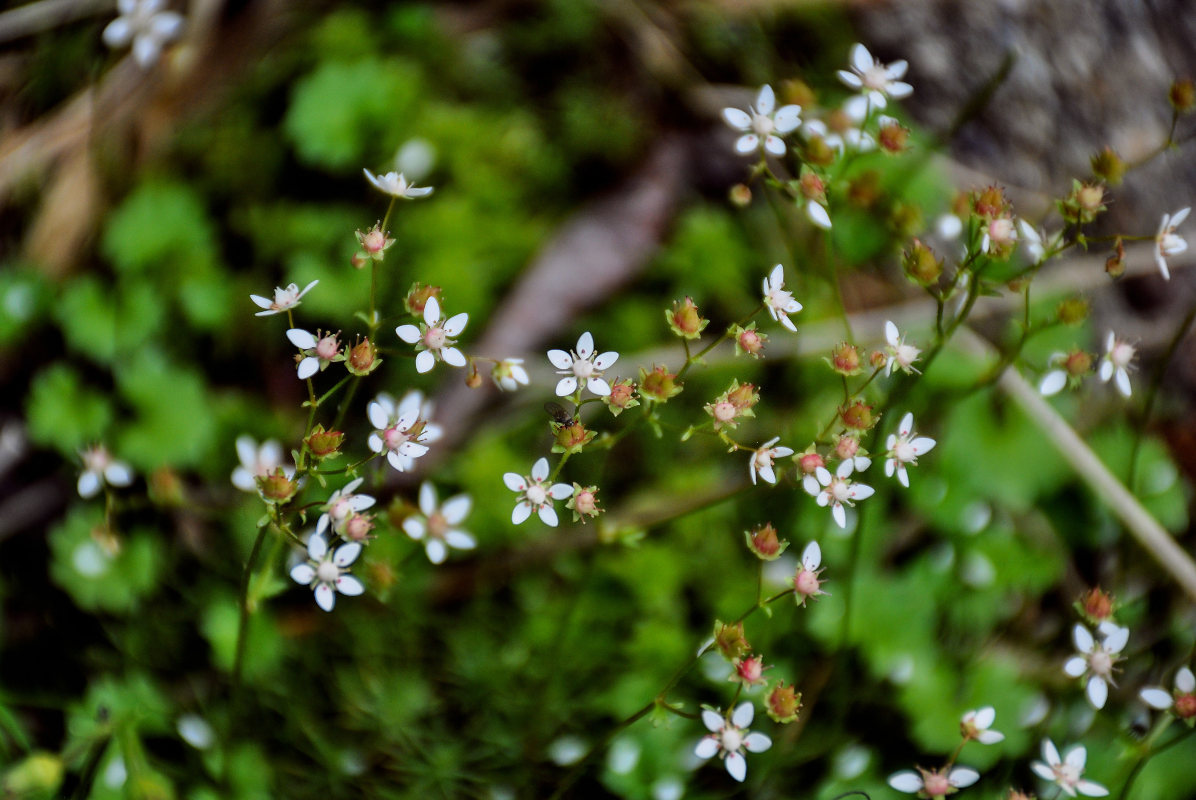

799,170,827,204
1106,237,1127,278
257,468,298,504
1170,78,1196,113
973,185,1009,220
638,365,682,403
765,682,803,723
1091,147,1125,186
1056,296,1090,326
796,447,824,475
729,183,752,207
465,364,483,389
903,239,943,286
567,483,602,522
1061,180,1106,225
553,421,596,455
803,135,836,167
344,513,375,542
877,119,910,153
346,337,381,376
834,435,861,461
603,379,639,417
731,655,769,686
840,401,875,431
830,342,862,375
1078,586,1115,622
713,620,750,661
404,283,441,316
666,296,709,340
732,324,766,357
745,523,788,561
305,424,345,460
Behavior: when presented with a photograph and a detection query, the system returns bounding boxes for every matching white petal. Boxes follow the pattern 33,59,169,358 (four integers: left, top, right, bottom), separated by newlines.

1172,207,1191,226
849,43,873,73
695,737,720,759
132,36,162,68
701,709,725,732
105,463,134,487
149,12,184,40
1102,624,1129,653
1073,624,1095,653
731,702,754,728
1075,780,1108,797
724,751,747,782
586,377,612,396
287,329,317,349
396,324,421,344
102,18,133,48
806,202,832,230
415,350,436,373
307,534,328,560
575,331,594,359
444,313,469,337
403,518,426,540
235,435,257,467
314,584,336,612
444,531,476,550
538,505,559,527
832,504,846,528
722,107,752,130
744,732,771,752
336,575,365,596
885,320,900,347
334,543,362,567
948,767,979,788
441,495,472,524
512,502,532,524
1115,369,1132,398
442,347,467,368
977,730,1005,744
532,458,550,480
734,134,760,154
802,475,821,496
837,70,863,90
1040,371,1067,396
888,82,914,99
290,564,315,584
1086,677,1108,709
397,442,428,459
555,377,579,396
503,473,527,493
297,357,319,379
547,349,574,369
757,464,776,484
367,401,390,430
1042,739,1061,766
425,540,447,564
423,296,441,326
764,135,786,156
1063,656,1088,678
1139,688,1173,709
548,483,575,500
801,541,821,570
1099,361,1114,382
774,105,801,133
78,471,101,498
593,351,619,370
1177,667,1195,692
972,706,996,728
367,433,383,454
1064,745,1087,771
1031,762,1056,781
850,484,875,501
755,84,776,115
888,772,924,793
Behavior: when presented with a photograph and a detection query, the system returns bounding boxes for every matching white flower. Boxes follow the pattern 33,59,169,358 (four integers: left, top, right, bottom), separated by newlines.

884,320,921,376
547,332,618,397
402,482,476,564
790,541,828,606
836,43,913,110
693,702,772,783
1064,622,1128,709
749,437,794,485
1039,352,1070,397
721,85,802,157
503,457,573,527
395,296,469,373
1098,331,1135,398
492,358,530,391
362,168,433,199
960,707,1004,744
367,392,431,472
936,213,963,241
762,264,803,332
981,216,1018,255
802,460,875,529
1140,665,1196,714
290,534,365,612
286,328,341,379
888,766,979,796
315,478,376,539
78,445,134,499
231,435,291,492
884,412,936,488
1031,740,1108,797
250,281,318,317
1155,207,1189,280
101,0,184,68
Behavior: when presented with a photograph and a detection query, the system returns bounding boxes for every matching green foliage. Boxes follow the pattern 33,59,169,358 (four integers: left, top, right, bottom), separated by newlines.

115,350,217,470
48,507,163,613
25,364,113,455
102,180,217,274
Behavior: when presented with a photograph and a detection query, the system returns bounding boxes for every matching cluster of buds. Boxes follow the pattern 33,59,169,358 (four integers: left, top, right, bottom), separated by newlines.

705,380,759,431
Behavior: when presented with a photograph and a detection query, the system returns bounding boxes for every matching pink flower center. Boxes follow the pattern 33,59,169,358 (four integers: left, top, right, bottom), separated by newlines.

754,450,774,471
795,569,821,597
363,230,387,252
345,515,371,541
574,491,596,514
1089,649,1113,676
425,326,446,350
316,560,340,583
329,496,351,521
894,440,916,463
383,427,409,451
861,64,889,92
922,771,951,797
427,511,449,539
830,479,851,503
713,402,736,422
1111,342,1134,368
316,335,339,360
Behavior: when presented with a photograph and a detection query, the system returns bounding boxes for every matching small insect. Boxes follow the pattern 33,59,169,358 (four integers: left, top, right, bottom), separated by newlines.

543,401,573,425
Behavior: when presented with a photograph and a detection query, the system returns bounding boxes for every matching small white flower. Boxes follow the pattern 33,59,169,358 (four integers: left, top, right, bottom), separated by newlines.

1140,665,1196,715
503,457,573,527
249,280,318,317
231,435,291,492
395,296,469,373
290,533,365,612
888,766,979,796
286,328,341,379
78,445,134,499
315,478,376,539
1031,739,1108,797
721,85,802,157
1064,622,1128,709
366,392,431,472
802,460,875,529
547,332,618,397
749,437,794,485
762,264,803,332
936,213,963,241
1039,352,1070,397
960,707,1004,744
693,702,772,783
362,168,433,199
102,0,184,68
491,358,530,391
884,412,936,488
836,42,913,110
790,541,828,607
1098,331,1135,398
980,216,1018,255
884,320,921,376
1155,207,1189,280
403,482,476,564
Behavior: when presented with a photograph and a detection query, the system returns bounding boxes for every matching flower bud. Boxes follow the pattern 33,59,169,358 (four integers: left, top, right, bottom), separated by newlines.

465,364,483,388
833,434,862,462
552,421,596,455
1170,78,1196,113
730,654,769,687
803,135,836,167
765,682,802,724
1056,296,1090,326
729,183,752,207
1077,586,1115,623
665,296,709,340
1060,180,1106,225
602,379,639,417
732,324,766,358
351,251,368,270
869,350,887,370
712,620,750,661
1105,237,1126,278
839,401,875,431
1090,146,1125,185
902,238,943,286
795,446,824,475
404,283,441,316
148,467,185,507
1062,348,1094,378
745,523,788,561
344,513,375,542
257,468,298,504
877,119,910,153
829,342,862,376
799,170,827,204
973,185,1010,220
356,223,395,262
345,336,381,376
567,483,602,523
305,424,345,460
638,365,682,403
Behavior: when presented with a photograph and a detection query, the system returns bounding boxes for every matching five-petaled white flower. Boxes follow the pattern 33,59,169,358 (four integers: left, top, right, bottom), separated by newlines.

78,445,134,499
762,264,803,332
1064,621,1128,709
102,0,184,68
1030,740,1108,797
396,296,469,373
791,541,828,607
694,702,772,783
286,328,341,379
315,478,376,539
367,392,431,472
503,457,573,527
749,437,794,485
884,412,936,488
403,482,476,564
231,435,291,492
1018,219,1053,263
884,320,921,376
362,168,433,199
547,332,618,397
1140,665,1196,718
1098,331,1135,398
721,84,802,157
888,766,979,797
836,42,913,110
803,460,875,529
290,533,365,612
1154,207,1189,281
492,358,530,391
960,707,1004,744
250,281,318,317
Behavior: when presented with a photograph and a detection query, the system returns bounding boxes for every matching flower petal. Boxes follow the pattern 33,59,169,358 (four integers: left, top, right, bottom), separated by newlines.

445,531,476,550
695,736,720,759
538,505,559,527
314,583,336,612
701,709,725,732
1177,666,1195,692
444,313,469,337
744,732,771,753
1138,687,1173,709
415,350,436,374
721,107,752,130
336,575,365,596
425,539,447,564
555,377,579,396
423,296,441,326
290,564,315,584
307,534,328,560
731,702,754,728
512,502,532,525
734,134,760,154
1086,677,1108,709
532,458,549,480
802,541,821,570
888,772,924,793
442,495,472,524
948,767,979,788
724,751,747,782
547,349,574,370
755,84,775,115
396,324,421,344
334,542,362,567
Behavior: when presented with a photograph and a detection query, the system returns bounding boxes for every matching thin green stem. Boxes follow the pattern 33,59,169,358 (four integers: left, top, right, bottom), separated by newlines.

232,524,271,691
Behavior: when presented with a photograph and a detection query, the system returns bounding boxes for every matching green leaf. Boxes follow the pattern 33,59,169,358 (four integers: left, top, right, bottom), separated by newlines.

25,364,113,455
101,180,217,275
48,507,163,613
114,350,216,470
0,266,51,345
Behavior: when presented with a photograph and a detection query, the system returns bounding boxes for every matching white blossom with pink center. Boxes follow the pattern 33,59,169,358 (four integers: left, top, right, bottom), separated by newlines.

791,541,828,607
403,482,476,564
960,707,1004,744
78,445,134,499
286,328,341,379
1098,331,1135,398
315,478,376,539
396,296,469,374
367,392,430,472
762,264,803,332
289,533,365,612
884,320,921,376
693,702,772,783
749,437,794,485
1064,621,1129,709
1155,206,1189,280
721,84,802,157
547,332,619,397
884,412,936,488
836,42,913,111
1030,740,1108,797
803,460,875,529
231,435,291,492
250,280,318,317
1140,665,1196,716
101,0,184,69
503,457,573,527
889,766,979,797
362,168,433,199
